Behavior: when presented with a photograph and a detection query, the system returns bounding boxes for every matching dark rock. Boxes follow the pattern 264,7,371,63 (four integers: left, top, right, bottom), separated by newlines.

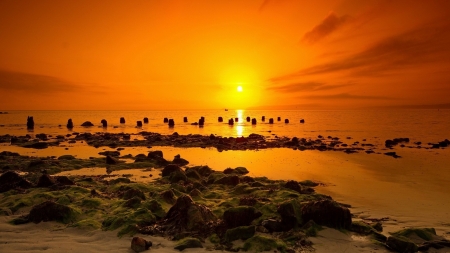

262,116,265,121
386,236,418,253
251,118,257,125
54,176,74,186
122,188,146,200
269,118,274,124
143,117,149,124
277,199,302,230
67,119,74,129
224,225,256,242
183,117,188,123
246,116,251,122
169,170,188,183
300,119,305,123
37,174,55,187
23,142,49,149
131,236,152,252
174,237,203,251
162,164,184,177
164,195,217,233
262,219,284,232
0,171,33,192
185,169,201,180
106,155,119,164
218,117,223,122
81,121,94,127
301,199,352,229
120,117,126,124
188,166,213,177
172,155,189,166
214,175,240,186
27,116,34,129
284,180,303,193
137,121,143,127
124,196,142,209
223,206,262,228
58,155,76,160
164,118,168,123
101,119,108,127
168,119,175,127
99,151,120,157
285,119,289,123
28,201,74,223
161,189,176,204
148,150,163,159
228,118,234,125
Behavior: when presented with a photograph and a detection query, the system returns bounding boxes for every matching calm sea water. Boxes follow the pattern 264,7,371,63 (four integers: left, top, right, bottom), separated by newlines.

0,109,449,145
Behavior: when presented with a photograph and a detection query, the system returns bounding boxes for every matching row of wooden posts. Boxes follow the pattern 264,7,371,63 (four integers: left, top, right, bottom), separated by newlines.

25,116,305,129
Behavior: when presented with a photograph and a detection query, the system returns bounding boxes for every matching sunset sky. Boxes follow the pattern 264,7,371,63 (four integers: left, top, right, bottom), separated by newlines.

1,0,449,110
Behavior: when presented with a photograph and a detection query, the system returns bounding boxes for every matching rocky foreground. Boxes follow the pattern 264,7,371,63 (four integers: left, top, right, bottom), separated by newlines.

0,149,449,253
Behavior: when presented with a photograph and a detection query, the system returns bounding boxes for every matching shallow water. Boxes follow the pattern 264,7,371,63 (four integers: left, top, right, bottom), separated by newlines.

1,109,449,145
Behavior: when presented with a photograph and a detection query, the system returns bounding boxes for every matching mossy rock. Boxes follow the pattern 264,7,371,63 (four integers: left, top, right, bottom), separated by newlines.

28,201,78,224
223,206,262,228
351,221,374,235
224,225,256,243
208,234,220,244
58,155,76,160
277,199,302,230
73,219,102,230
386,235,418,253
81,198,102,209
242,235,286,252
391,228,437,242
174,237,203,251
109,177,131,184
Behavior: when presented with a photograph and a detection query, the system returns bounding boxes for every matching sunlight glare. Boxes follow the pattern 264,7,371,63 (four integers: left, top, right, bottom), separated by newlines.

237,86,243,92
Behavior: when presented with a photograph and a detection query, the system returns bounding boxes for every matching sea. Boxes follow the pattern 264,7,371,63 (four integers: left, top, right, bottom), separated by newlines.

0,109,449,144
1,109,450,237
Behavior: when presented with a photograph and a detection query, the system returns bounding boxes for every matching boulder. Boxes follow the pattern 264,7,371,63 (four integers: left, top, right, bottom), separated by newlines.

301,199,351,229
131,237,152,252
262,219,284,232
164,195,217,233
224,225,256,242
27,116,34,129
121,188,146,200
223,206,262,228
386,236,418,253
54,176,74,186
277,199,302,230
37,174,55,187
162,164,184,177
81,121,94,127
214,175,240,186
0,171,33,192
28,201,75,223
67,119,74,129
174,237,203,251
284,180,303,193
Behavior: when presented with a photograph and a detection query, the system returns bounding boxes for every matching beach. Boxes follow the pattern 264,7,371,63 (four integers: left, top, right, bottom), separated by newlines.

1,110,450,252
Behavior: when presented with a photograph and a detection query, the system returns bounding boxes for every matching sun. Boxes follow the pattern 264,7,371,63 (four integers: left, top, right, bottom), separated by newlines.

237,86,243,92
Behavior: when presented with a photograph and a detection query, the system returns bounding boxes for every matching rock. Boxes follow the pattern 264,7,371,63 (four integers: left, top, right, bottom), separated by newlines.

101,119,108,127
223,167,249,175
131,237,152,252
169,170,188,183
262,116,265,121
54,176,74,186
28,201,75,223
148,150,163,159
124,196,142,209
37,174,55,187
164,195,216,233
137,121,143,127
262,219,284,232
301,199,352,229
277,199,302,230
67,119,74,129
223,206,262,228
386,236,418,253
224,225,256,242
58,155,76,160
214,175,240,186
300,119,305,123
218,117,223,122
27,116,34,129
106,155,119,164
185,169,201,180
172,155,189,166
183,117,188,122
161,189,176,204
284,180,303,193
252,118,257,124
99,151,120,156
122,188,146,200
285,119,289,123
143,117,149,124
168,119,175,127
120,117,125,124
23,142,49,149
0,171,33,193
269,118,274,124
174,237,203,251
162,164,184,177
228,118,234,125
81,121,94,127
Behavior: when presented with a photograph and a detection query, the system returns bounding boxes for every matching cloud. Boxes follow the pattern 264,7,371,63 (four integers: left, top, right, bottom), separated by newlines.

267,81,351,93
301,12,352,44
0,70,105,94
302,93,393,100
277,23,450,80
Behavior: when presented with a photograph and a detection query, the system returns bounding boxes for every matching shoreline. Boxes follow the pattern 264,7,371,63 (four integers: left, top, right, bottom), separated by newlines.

1,130,450,252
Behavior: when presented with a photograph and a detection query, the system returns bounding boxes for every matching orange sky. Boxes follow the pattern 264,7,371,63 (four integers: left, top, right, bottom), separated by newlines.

1,0,449,110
